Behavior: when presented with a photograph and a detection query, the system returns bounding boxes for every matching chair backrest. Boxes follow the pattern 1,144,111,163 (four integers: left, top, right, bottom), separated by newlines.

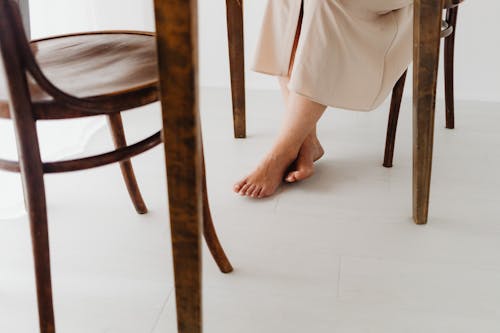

0,0,34,118
0,0,105,117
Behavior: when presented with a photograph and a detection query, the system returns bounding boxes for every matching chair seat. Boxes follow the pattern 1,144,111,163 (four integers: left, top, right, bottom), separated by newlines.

0,31,159,119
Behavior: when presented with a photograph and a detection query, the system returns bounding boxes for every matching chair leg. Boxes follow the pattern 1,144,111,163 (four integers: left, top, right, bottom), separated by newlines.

14,116,55,332
444,6,458,129
225,0,246,139
27,177,55,333
413,0,442,225
107,113,148,214
383,70,408,168
201,154,233,273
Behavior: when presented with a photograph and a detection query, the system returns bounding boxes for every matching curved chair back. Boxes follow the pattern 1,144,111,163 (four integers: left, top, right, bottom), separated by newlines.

0,0,33,120
0,0,119,116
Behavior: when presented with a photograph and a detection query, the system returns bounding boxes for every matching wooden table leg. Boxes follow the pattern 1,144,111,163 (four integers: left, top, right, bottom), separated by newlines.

412,0,444,225
154,1,203,332
225,0,246,139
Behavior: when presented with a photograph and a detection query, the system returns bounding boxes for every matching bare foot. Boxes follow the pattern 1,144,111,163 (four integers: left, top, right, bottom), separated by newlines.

285,135,324,183
233,146,297,198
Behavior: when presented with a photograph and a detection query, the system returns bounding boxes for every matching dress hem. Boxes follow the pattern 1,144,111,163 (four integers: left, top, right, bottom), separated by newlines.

251,66,379,112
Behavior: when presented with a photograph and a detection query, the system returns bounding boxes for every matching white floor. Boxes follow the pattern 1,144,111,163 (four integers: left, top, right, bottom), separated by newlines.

1,88,500,332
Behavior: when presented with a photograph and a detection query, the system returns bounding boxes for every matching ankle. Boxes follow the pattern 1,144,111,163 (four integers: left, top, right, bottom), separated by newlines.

303,132,318,145
269,142,300,161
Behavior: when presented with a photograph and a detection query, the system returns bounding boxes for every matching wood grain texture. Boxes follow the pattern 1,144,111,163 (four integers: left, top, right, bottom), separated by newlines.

384,1,462,168
0,2,55,331
153,0,203,332
0,131,162,174
226,0,246,138
413,0,444,225
2,1,233,331
0,31,159,119
383,70,407,168
43,132,160,173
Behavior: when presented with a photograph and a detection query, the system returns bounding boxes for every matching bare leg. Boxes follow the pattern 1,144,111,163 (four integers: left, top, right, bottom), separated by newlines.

276,4,325,183
285,126,324,183
233,2,326,198
233,93,326,198
279,77,324,183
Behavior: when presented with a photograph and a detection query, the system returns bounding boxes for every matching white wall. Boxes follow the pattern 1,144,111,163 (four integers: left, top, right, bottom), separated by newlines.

197,0,500,103
29,0,500,102
411,0,500,103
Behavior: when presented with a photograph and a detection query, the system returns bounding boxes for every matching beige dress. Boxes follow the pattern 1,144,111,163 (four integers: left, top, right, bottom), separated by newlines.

252,0,414,111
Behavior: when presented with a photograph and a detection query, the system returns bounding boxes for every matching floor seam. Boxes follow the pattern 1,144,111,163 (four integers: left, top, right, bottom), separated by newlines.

150,288,174,333
336,255,343,299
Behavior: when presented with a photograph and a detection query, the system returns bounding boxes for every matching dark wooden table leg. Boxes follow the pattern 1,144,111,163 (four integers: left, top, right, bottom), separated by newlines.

225,0,246,139
154,1,203,332
413,0,444,225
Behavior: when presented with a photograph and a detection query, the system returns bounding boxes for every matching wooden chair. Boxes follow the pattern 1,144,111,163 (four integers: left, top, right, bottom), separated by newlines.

383,0,463,168
226,0,246,138
0,1,232,332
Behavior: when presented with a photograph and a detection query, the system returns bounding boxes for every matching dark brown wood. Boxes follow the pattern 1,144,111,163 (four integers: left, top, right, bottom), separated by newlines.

42,132,160,173
153,0,203,332
0,31,159,119
385,2,462,168
413,0,444,225
22,124,55,333
108,113,148,214
0,132,162,174
15,0,30,37
21,121,56,333
225,0,246,139
1,1,233,331
0,157,20,172
444,0,464,8
201,152,233,273
0,2,55,331
444,6,459,129
383,70,407,168
440,20,454,39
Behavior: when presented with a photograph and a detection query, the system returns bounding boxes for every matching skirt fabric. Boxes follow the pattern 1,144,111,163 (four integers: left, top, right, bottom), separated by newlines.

252,0,414,111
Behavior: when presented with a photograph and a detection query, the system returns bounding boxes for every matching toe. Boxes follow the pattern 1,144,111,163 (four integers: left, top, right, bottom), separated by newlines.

245,184,256,196
239,183,251,196
233,178,247,193
293,167,314,181
259,187,272,198
251,186,262,198
285,171,298,183
286,164,314,183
